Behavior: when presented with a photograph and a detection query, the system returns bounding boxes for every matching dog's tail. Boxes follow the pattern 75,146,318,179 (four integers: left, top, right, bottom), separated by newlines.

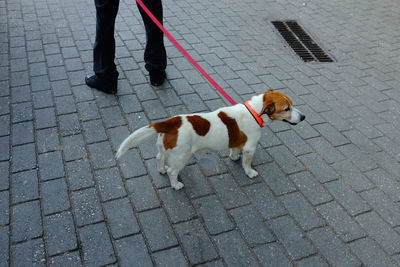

116,126,156,159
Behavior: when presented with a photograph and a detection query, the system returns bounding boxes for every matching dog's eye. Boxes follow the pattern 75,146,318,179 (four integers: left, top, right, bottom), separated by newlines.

284,107,291,112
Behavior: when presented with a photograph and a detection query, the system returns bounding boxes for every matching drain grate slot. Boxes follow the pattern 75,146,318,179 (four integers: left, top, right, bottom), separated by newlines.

272,20,333,63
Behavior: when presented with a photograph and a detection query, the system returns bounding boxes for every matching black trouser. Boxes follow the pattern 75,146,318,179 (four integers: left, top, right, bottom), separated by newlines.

93,0,167,76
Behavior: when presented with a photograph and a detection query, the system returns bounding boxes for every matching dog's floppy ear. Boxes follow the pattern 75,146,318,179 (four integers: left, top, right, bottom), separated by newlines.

265,103,275,115
262,90,276,116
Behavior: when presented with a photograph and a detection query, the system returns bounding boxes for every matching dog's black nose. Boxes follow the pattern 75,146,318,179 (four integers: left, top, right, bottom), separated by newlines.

300,114,305,121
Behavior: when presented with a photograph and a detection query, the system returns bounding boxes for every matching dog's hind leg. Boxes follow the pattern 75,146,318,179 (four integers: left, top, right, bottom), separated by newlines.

229,148,241,161
156,134,167,174
166,148,191,190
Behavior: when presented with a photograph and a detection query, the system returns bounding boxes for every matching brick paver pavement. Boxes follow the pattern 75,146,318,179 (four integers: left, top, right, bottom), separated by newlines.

1,0,400,265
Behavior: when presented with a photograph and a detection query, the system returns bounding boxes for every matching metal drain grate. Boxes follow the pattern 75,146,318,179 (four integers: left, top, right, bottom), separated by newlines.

272,20,333,62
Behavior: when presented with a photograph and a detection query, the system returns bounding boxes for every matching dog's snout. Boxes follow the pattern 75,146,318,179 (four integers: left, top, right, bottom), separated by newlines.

300,114,305,121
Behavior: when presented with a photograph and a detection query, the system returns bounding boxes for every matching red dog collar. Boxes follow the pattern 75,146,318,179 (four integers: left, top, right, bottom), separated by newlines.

244,101,264,128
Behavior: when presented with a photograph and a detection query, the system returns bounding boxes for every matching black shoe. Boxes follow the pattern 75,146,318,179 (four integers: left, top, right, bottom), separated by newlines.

85,73,118,94
149,69,166,86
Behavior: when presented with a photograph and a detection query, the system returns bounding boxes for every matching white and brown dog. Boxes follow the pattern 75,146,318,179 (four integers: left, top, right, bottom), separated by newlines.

116,89,305,190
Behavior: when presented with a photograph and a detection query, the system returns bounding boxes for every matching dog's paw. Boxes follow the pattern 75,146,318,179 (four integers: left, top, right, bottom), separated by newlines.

158,165,168,174
229,153,240,161
172,181,184,190
245,168,258,178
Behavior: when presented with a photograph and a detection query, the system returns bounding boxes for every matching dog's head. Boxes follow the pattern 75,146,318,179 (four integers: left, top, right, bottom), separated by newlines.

261,89,305,125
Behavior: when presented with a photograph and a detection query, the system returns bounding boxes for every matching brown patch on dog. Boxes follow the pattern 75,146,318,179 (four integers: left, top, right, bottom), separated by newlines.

218,111,247,148
187,115,210,136
262,89,293,120
150,116,182,150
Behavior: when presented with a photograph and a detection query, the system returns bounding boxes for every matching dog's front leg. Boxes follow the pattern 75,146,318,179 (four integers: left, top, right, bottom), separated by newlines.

242,147,258,178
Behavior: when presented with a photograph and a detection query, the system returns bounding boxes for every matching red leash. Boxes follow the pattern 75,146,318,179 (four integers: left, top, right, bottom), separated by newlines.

136,0,237,105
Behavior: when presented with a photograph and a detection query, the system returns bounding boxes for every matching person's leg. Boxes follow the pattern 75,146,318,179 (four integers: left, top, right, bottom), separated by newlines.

86,0,120,94
137,0,167,85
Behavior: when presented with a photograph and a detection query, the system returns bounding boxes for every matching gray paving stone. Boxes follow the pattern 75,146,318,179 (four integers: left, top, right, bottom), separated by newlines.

371,151,400,178
12,143,36,172
59,113,81,136
267,145,304,174
45,212,77,256
41,178,70,215
118,94,142,113
103,198,140,238
11,170,39,203
0,162,9,191
196,153,227,176
299,153,339,183
31,75,51,92
290,171,332,206
325,179,371,216
180,164,213,198
145,159,170,188
181,93,208,112
244,183,286,220
82,119,107,144
115,235,153,267
49,251,82,267
0,97,10,116
107,125,131,151
343,129,381,153
317,201,366,243
71,187,104,227
12,200,42,242
118,147,148,178
101,105,126,128
159,187,197,223
256,162,296,196
338,144,378,172
332,160,374,192
11,238,45,267
366,169,400,202
12,121,34,145
349,238,396,267
126,175,160,211
230,205,275,246
0,226,9,266
157,88,183,106
55,95,76,114
138,208,178,251
35,107,57,129
193,195,234,235
314,123,349,147
269,216,316,260
174,219,218,265
296,255,328,267
95,167,126,201
77,101,101,121
79,222,116,267
208,174,249,209
280,192,324,231
0,191,9,226
306,137,345,164
66,159,95,190
142,99,168,120
197,259,225,267
0,136,10,162
276,130,313,156
225,157,263,187
38,151,65,181
356,212,400,255
253,243,293,267
213,231,259,267
361,189,400,227
36,128,60,153
0,115,10,137
88,141,116,169
153,247,188,267
308,227,360,267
